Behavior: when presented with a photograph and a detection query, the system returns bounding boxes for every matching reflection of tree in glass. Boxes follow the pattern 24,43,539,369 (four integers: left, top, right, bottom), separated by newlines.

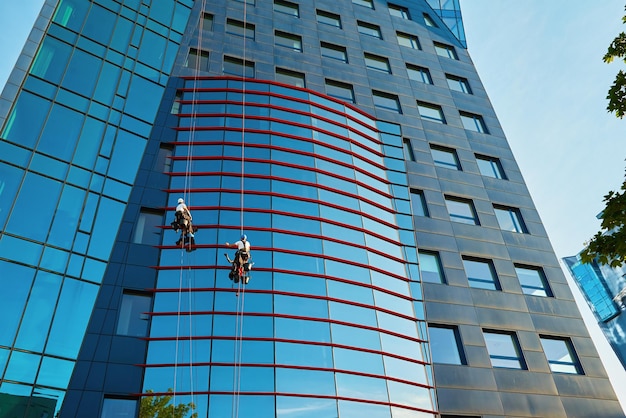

139,389,197,418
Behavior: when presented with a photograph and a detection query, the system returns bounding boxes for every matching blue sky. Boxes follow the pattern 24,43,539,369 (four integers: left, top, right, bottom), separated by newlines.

1,0,625,411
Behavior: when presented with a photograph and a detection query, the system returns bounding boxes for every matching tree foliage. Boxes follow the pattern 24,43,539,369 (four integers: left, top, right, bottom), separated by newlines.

604,8,626,117
580,172,626,267
139,389,198,418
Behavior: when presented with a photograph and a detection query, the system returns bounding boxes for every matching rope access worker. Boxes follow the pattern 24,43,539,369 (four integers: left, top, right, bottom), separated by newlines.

172,197,194,245
225,234,252,281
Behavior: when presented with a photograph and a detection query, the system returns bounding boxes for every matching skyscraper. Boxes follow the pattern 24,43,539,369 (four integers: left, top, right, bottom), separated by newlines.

564,254,626,370
0,1,623,417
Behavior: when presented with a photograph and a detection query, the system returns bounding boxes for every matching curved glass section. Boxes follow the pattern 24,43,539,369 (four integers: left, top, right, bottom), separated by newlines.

144,78,435,417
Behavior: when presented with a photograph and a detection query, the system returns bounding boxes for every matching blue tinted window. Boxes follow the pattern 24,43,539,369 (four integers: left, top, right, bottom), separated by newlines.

82,3,116,45
276,397,337,418
6,172,62,242
483,330,525,369
333,347,384,374
331,324,380,350
4,351,40,384
87,197,125,260
37,356,74,388
276,368,335,395
30,37,72,84
38,104,84,161
2,91,52,149
125,75,164,122
110,16,133,54
336,372,387,401
275,318,330,342
0,262,36,346
52,0,89,31
108,130,147,184
15,271,63,351
463,257,500,290
62,48,102,97
138,29,167,70
0,164,24,226
276,342,332,367
429,325,465,364
46,279,98,358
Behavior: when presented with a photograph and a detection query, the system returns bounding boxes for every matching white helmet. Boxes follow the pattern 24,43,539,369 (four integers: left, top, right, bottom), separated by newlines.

177,198,184,204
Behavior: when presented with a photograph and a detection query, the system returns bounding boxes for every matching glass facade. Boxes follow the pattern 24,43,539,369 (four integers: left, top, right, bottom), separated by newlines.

1,0,622,417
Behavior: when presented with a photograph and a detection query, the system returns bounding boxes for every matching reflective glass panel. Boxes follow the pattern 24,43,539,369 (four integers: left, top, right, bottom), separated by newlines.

483,330,525,369
515,265,552,297
429,325,464,364
418,251,444,283
540,336,582,374
463,257,499,290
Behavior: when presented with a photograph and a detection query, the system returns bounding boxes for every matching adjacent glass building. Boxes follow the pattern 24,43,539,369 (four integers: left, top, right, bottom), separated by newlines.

0,0,623,417
564,254,626,370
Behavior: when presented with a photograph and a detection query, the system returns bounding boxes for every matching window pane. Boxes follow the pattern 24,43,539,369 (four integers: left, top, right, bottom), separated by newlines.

389,4,410,19
447,74,471,93
223,56,255,78
316,10,341,27
430,146,459,169
460,112,488,133
418,102,445,123
429,326,464,364
186,48,209,71
484,331,525,369
358,21,382,38
407,64,432,83
372,91,401,113
419,251,444,283
364,53,390,73
434,42,458,59
516,265,552,297
540,336,582,374
321,42,347,62
397,32,420,49
274,0,299,17
476,155,506,179
326,79,354,103
275,30,302,51
410,189,428,216
445,197,478,225
133,209,163,245
276,68,305,88
117,292,152,336
494,206,526,233
463,258,499,290
101,398,137,418
226,19,255,39
353,0,374,8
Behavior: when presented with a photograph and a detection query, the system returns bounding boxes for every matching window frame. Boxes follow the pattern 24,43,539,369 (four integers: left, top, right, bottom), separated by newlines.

430,145,460,170
417,101,446,123
364,52,391,73
515,264,553,297
444,196,479,225
462,256,500,290
434,41,458,59
418,250,446,283
226,18,255,39
446,74,472,94
540,336,583,374
274,0,299,17
423,13,438,27
389,3,410,19
320,42,348,63
325,79,355,103
372,90,402,113
185,48,209,71
429,324,466,365
483,330,526,370
352,0,374,8
460,111,488,133
116,290,152,337
275,30,303,52
397,31,421,49
407,64,432,84
476,154,506,179
223,55,255,78
202,12,214,31
357,21,382,38
494,205,527,233
276,67,305,88
410,188,429,217
133,208,164,245
403,138,416,162
316,9,342,28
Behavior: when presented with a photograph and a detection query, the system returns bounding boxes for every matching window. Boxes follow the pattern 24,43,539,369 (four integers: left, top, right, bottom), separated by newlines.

483,330,525,369
364,53,391,73
540,336,583,374
171,91,182,115
316,10,342,28
417,101,445,123
155,144,173,172
133,209,163,245
185,48,209,71
476,154,506,179
419,251,445,283
389,3,410,19
223,55,255,78
101,398,137,418
494,205,527,233
410,188,428,216
403,138,416,162
275,30,302,51
226,18,255,39
372,90,401,113
202,12,214,31
357,21,382,38
460,112,488,133
446,74,471,93
234,0,255,4
407,64,432,84
116,291,151,336
434,42,458,59
353,0,374,8
445,196,479,225
515,265,552,297
276,68,305,88
429,325,465,364
397,32,421,49
325,79,355,103
320,42,348,62
463,257,500,290
423,13,438,27
274,0,299,17
430,145,460,170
